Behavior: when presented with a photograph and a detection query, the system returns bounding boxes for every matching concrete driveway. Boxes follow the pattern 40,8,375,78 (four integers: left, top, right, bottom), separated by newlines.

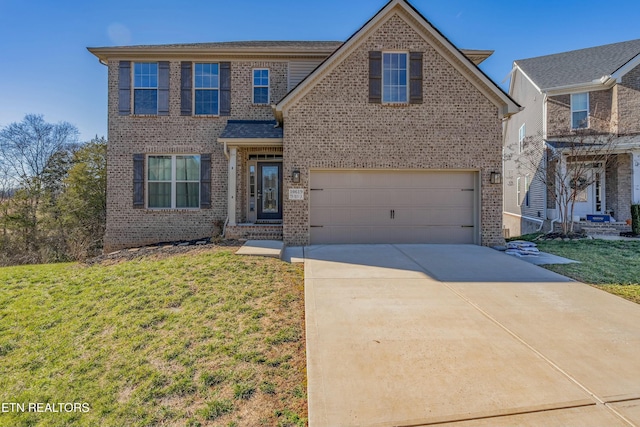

304,244,640,427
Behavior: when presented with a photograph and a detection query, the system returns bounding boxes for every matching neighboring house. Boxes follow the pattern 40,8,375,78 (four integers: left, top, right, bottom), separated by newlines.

504,39,640,236
89,0,520,252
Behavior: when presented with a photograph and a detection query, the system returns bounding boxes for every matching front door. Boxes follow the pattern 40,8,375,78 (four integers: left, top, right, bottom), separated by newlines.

570,164,604,220
257,163,282,220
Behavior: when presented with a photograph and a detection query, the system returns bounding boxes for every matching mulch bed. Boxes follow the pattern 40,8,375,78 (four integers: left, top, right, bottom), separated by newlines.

84,238,243,265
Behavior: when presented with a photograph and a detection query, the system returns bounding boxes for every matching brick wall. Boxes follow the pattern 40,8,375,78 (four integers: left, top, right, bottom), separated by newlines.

105,59,289,251
281,13,504,246
617,64,640,134
547,90,613,137
606,154,633,222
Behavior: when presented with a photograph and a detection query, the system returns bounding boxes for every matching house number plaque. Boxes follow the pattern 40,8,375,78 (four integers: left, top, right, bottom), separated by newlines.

289,189,305,200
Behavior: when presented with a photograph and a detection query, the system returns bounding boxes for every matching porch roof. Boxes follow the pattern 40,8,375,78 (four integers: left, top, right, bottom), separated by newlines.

218,120,283,146
547,134,640,154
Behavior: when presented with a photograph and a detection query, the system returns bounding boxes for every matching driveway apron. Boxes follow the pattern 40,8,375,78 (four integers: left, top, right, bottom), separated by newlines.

304,244,640,427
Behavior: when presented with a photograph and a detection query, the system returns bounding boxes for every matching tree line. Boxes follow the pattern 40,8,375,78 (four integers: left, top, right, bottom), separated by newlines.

0,114,106,266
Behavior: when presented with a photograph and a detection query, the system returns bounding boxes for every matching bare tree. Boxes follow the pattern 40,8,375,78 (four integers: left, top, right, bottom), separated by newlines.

0,114,79,251
512,129,617,235
0,114,79,183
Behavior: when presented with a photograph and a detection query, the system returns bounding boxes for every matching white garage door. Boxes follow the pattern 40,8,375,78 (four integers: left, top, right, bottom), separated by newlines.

309,170,478,244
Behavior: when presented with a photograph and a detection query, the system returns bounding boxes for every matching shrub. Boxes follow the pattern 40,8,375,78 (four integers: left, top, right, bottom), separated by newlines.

632,204,640,235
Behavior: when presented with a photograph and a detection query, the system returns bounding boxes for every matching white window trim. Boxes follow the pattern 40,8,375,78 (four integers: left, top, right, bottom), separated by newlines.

147,154,200,209
518,123,526,153
382,51,409,104
524,174,530,207
252,68,270,105
132,62,158,115
571,92,589,130
193,63,220,116
516,177,522,207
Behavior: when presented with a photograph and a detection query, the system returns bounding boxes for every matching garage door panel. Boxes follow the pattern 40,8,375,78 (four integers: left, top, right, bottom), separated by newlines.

410,208,474,226
383,188,413,206
309,170,478,245
411,189,475,207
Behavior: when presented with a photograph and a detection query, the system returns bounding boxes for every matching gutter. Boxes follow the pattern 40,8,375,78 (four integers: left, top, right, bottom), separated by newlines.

543,76,616,96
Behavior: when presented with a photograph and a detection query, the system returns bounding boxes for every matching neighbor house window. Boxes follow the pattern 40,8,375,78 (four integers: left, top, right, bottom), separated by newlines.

524,175,530,207
194,63,219,115
134,62,158,114
148,155,200,208
571,93,589,129
253,69,269,104
519,123,526,153
383,52,408,103
516,177,522,207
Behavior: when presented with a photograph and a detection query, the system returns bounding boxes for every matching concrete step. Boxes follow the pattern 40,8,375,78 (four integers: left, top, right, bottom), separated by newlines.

235,240,285,259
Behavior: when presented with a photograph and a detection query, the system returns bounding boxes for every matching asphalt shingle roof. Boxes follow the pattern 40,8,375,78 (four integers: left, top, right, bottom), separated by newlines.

97,41,343,51
219,120,283,139
515,39,640,90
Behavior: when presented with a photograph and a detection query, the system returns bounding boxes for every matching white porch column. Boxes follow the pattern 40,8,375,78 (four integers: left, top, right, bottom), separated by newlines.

227,147,237,226
633,151,640,205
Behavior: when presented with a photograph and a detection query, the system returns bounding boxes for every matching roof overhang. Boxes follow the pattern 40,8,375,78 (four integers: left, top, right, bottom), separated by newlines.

276,0,521,120
546,134,640,155
543,78,617,96
460,49,494,65
87,45,340,63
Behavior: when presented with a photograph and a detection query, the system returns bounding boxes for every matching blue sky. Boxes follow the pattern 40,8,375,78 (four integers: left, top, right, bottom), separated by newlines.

1,0,639,142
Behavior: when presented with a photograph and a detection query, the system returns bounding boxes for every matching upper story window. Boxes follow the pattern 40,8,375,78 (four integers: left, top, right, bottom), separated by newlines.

147,155,200,209
134,63,158,114
253,69,270,104
518,123,526,153
571,93,589,129
382,52,408,103
194,63,220,115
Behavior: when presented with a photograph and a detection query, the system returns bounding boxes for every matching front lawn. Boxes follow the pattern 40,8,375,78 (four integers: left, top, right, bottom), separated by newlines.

0,247,306,427
533,238,640,303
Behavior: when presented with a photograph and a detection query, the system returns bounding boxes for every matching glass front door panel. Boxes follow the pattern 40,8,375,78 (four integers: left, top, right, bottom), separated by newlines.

262,166,279,213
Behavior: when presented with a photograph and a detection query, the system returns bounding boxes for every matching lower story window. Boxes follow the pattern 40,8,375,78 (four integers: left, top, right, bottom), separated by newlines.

148,155,200,208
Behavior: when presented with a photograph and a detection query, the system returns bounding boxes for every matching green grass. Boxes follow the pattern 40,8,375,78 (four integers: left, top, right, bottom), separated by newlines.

531,238,640,303
0,247,307,427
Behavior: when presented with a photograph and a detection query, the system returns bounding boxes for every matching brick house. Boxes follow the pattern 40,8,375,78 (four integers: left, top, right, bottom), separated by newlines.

89,0,520,252
504,39,640,236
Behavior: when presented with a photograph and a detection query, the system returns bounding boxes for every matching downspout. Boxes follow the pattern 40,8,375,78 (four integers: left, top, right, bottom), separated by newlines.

223,142,230,160
529,216,545,233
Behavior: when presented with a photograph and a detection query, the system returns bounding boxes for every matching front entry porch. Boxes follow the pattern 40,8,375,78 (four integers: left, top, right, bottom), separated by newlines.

218,120,284,241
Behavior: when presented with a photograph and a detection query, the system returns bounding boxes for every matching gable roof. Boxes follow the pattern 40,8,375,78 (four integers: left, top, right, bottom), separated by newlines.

275,0,520,119
515,39,640,91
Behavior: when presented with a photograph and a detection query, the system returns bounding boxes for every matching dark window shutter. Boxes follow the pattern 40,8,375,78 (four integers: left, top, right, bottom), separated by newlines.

220,62,231,116
133,154,145,208
158,61,170,115
369,51,382,103
181,62,192,116
200,154,212,209
409,52,423,104
119,61,131,115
